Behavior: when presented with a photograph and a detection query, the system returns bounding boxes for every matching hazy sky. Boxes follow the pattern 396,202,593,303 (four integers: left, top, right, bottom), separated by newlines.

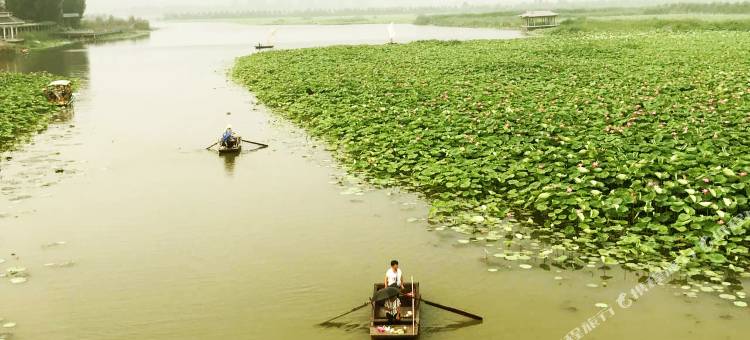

86,0,528,14
85,0,707,16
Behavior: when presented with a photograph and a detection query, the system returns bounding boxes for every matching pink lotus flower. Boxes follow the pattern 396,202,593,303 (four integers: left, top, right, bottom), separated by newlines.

566,187,573,193
703,178,710,183
718,219,725,225
592,162,599,168
740,172,748,177
702,189,709,195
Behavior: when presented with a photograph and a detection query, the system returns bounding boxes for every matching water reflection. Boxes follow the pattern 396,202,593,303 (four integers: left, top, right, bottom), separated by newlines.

422,319,484,334
221,142,270,175
52,106,76,123
222,152,237,174
0,43,90,77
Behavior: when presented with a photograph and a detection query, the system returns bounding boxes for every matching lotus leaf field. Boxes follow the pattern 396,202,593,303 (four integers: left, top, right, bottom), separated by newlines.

0,72,59,151
233,32,750,280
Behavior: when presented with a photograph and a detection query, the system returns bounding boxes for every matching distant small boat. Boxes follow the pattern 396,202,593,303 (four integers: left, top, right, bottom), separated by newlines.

255,43,274,50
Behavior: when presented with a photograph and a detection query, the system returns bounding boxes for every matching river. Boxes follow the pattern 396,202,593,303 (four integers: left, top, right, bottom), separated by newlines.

0,22,747,340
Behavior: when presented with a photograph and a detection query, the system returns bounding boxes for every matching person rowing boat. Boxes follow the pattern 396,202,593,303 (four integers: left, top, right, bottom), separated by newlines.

220,125,238,148
383,260,405,324
384,259,404,290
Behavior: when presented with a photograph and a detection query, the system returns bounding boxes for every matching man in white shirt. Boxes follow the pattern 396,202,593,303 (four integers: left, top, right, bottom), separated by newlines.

384,260,404,290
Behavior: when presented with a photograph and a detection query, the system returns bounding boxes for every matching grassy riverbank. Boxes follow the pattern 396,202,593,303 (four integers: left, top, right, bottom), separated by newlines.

11,30,151,53
414,11,521,29
416,12,750,32
551,16,750,34
415,2,750,32
0,72,61,151
233,32,750,280
15,32,71,51
1,16,152,54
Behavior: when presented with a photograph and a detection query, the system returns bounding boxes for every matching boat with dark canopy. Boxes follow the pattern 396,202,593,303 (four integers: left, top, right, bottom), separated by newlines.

319,281,482,338
370,283,420,338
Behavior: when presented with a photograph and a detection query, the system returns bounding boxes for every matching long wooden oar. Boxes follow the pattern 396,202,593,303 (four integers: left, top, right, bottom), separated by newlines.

205,141,218,150
318,301,371,325
242,140,269,148
411,278,415,332
419,297,483,321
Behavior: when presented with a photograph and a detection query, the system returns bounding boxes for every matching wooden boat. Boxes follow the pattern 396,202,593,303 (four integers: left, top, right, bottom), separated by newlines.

218,136,242,154
370,282,419,338
255,43,274,50
44,80,73,106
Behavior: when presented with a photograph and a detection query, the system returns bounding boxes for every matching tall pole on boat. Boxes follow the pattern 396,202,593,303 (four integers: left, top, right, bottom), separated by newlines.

411,277,415,334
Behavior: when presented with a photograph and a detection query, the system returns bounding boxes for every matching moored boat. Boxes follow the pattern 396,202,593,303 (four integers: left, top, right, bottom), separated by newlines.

44,80,73,106
370,282,419,338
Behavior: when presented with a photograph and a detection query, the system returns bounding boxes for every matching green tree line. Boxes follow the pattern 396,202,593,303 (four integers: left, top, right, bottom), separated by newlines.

4,0,85,24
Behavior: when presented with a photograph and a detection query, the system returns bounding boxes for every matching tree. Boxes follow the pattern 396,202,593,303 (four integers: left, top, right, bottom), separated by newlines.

5,0,64,22
62,0,85,16
62,0,85,26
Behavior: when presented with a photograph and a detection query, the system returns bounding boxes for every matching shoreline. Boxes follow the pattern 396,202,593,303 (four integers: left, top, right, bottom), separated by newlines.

163,14,419,26
1,30,152,54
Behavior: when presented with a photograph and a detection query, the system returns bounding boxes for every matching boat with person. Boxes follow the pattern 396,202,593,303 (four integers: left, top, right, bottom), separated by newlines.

218,135,242,154
206,126,268,154
255,43,274,50
319,280,482,338
255,28,277,51
370,282,419,338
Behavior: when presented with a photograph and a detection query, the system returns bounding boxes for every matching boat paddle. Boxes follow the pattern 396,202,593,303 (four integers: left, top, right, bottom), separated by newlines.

242,140,269,148
318,301,371,325
205,141,219,150
419,297,483,321
411,278,415,332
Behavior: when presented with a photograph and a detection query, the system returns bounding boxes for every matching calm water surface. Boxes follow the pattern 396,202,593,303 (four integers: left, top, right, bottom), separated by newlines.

0,23,747,340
